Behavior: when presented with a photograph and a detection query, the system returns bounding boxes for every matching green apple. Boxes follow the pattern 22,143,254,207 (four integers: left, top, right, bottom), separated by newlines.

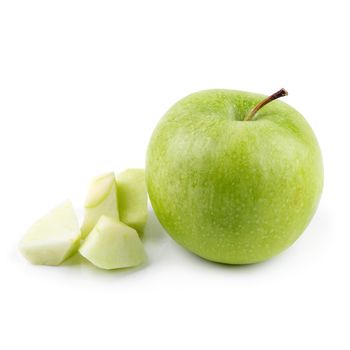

79,216,146,269
81,172,118,238
19,200,81,265
146,89,323,264
116,169,148,235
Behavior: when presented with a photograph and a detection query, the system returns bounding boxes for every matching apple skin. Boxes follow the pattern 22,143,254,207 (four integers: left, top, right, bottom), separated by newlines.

146,90,323,264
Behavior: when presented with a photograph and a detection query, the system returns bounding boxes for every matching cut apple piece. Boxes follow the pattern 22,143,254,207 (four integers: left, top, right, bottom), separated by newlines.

116,168,148,235
81,172,118,238
19,200,81,266
79,216,146,269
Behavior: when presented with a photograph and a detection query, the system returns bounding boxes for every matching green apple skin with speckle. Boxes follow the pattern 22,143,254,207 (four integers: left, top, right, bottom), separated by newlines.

146,90,323,264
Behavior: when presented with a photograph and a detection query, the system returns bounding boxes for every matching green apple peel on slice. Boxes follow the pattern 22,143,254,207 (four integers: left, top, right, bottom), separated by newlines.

116,169,148,235
19,200,81,266
81,172,118,238
79,216,146,269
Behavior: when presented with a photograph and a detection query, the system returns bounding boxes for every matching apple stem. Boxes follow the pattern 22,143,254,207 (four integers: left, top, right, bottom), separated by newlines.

244,88,288,121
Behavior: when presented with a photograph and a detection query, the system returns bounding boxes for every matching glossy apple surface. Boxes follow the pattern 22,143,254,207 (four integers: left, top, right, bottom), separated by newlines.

146,89,323,264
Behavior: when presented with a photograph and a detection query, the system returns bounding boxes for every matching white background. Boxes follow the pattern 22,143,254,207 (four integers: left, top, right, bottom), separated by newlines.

0,1,349,349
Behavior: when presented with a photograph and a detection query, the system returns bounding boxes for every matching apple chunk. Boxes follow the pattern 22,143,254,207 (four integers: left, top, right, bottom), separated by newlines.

79,216,146,269
116,169,148,235
19,200,81,266
81,172,118,238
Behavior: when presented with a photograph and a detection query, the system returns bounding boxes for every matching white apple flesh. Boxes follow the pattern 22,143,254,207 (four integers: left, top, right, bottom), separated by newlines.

79,216,146,269
116,169,148,235
19,200,81,265
81,172,118,238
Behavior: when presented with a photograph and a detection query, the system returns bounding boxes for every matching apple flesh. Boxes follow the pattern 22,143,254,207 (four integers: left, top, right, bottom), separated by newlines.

116,169,148,235
146,89,323,264
81,172,118,238
19,200,81,265
79,216,146,269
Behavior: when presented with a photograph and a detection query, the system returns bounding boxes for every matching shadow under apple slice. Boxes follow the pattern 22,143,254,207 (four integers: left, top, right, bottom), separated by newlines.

60,207,169,276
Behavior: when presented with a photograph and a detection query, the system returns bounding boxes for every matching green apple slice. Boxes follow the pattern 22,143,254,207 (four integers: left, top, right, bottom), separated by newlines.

116,168,148,235
81,172,118,238
79,216,146,269
19,200,81,266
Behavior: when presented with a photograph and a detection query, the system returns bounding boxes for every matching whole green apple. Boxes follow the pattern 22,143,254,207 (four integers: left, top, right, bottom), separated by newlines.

146,89,323,264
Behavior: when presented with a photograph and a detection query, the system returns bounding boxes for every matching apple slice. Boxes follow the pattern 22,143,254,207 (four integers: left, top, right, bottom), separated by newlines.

19,200,81,266
116,168,148,235
81,172,118,238
79,216,146,269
